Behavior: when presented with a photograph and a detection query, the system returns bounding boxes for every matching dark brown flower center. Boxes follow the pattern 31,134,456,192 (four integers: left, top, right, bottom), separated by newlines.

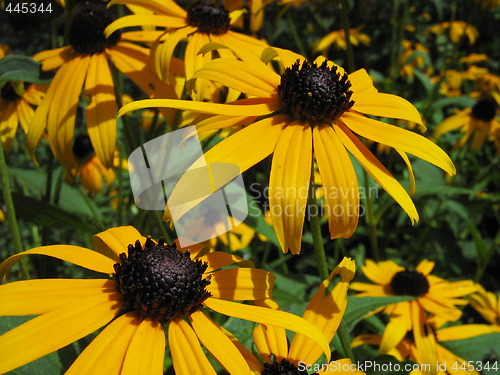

113,238,212,322
69,0,121,54
471,97,497,122
186,0,231,35
1,82,25,102
261,359,316,375
278,59,354,126
72,134,94,160
390,269,430,297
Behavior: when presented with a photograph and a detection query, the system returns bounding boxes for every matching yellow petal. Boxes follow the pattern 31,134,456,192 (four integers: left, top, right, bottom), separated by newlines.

184,33,212,100
395,149,416,195
66,312,140,375
289,257,355,365
0,292,121,374
380,313,411,354
108,0,186,18
204,298,331,362
119,97,279,117
0,245,116,280
207,268,275,300
411,302,437,375
192,58,279,98
190,311,250,375
351,93,423,124
92,226,146,262
220,326,263,373
313,125,359,239
348,69,378,95
433,112,468,138
85,53,116,168
334,121,419,224
269,123,312,254
168,319,217,375
253,324,289,363
121,318,165,375
0,279,114,316
201,251,254,272
50,55,91,167
341,112,455,176
416,259,435,275
104,15,187,37
436,324,495,342
166,116,286,222
153,27,193,82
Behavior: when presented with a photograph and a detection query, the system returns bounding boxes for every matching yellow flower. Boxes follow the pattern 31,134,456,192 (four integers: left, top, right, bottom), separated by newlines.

105,0,268,99
474,0,500,9
0,226,330,374
469,284,500,331
27,0,177,169
399,40,430,79
225,0,264,35
239,257,360,374
120,47,455,254
472,73,500,104
353,323,495,375
434,97,499,152
313,27,371,54
425,21,479,44
0,82,45,152
350,259,476,354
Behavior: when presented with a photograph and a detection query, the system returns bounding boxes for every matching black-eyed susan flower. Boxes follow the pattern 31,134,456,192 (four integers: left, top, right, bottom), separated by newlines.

350,259,476,354
469,285,500,331
235,257,362,374
313,27,371,55
398,40,430,80
0,81,45,152
119,47,456,254
66,134,115,194
425,21,479,44
353,322,495,375
105,0,268,99
0,225,330,374
434,97,499,152
27,0,177,169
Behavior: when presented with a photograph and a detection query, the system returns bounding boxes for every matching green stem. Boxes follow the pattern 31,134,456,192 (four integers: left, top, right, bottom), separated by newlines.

308,170,328,281
0,140,29,278
337,319,356,363
338,0,355,73
286,10,309,60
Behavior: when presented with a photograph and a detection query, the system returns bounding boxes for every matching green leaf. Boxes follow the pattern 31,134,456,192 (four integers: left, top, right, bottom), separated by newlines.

244,194,280,248
344,296,416,331
0,316,63,375
0,56,51,86
440,332,500,363
12,193,99,234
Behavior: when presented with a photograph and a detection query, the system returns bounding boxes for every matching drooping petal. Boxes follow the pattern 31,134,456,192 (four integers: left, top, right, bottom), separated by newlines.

411,302,437,375
289,258,355,365
207,268,275,300
269,122,312,254
92,226,146,262
118,97,279,118
168,319,217,375
200,251,254,272
190,311,250,375
0,292,121,374
121,318,165,375
104,15,187,37
166,116,286,223
334,121,419,223
204,298,331,362
437,324,495,342
191,58,279,98
152,27,193,82
108,0,186,17
342,112,455,176
85,53,116,168
65,312,140,375
220,326,263,373
433,112,468,138
0,246,116,280
380,313,411,354
184,33,212,100
313,125,359,239
351,93,423,124
348,283,388,296
252,323,289,363
395,149,416,195
33,46,73,70
0,279,114,316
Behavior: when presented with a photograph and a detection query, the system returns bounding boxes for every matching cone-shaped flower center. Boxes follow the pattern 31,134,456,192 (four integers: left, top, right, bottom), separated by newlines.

1,82,22,102
72,134,94,160
390,269,430,297
114,238,212,322
186,0,231,35
471,97,497,122
261,359,315,375
69,0,121,54
278,59,354,126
